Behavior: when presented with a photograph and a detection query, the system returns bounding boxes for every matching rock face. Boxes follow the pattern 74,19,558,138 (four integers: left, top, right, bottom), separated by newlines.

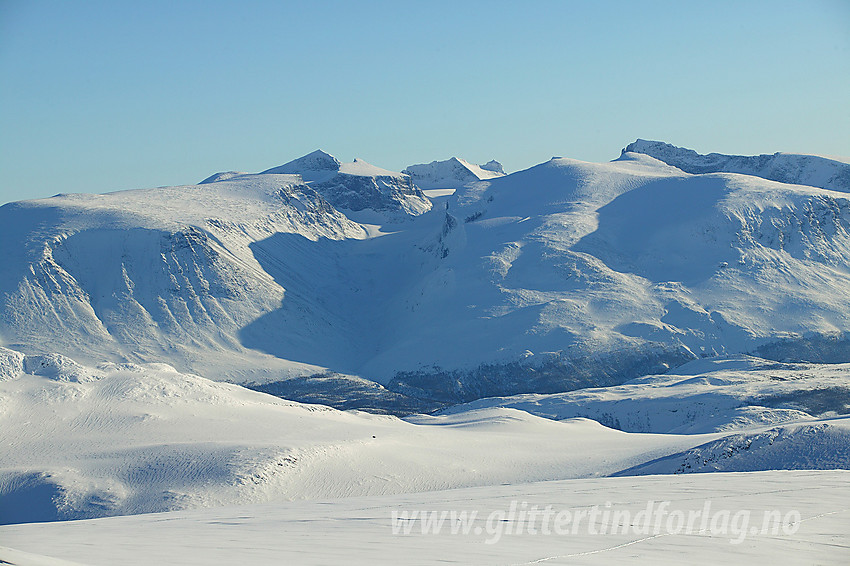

311,168,430,216
623,139,850,193
265,151,431,216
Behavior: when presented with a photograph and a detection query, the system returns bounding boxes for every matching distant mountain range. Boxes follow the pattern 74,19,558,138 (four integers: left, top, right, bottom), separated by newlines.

2,141,850,411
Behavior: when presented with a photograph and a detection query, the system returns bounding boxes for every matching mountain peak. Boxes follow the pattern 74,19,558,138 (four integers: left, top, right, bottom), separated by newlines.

261,150,342,180
403,156,505,190
480,159,505,175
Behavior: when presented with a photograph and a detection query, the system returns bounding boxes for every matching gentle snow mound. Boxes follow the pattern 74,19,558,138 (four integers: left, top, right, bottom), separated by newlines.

22,354,103,383
0,348,24,382
261,149,341,181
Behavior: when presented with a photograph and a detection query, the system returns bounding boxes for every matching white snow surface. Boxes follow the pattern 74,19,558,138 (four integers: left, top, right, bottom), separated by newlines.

1,471,847,565
1,346,848,527
2,142,849,563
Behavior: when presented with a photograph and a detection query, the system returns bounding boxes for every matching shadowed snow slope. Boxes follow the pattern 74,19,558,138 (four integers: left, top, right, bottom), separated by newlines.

2,143,850,405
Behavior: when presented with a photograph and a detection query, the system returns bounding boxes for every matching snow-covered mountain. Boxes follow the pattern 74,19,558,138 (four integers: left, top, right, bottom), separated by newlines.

261,149,431,217
403,156,505,190
624,139,850,192
2,143,850,409
384,151,850,402
0,170,369,387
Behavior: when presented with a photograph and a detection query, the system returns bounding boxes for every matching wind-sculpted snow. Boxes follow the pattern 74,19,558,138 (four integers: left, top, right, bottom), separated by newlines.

624,139,850,192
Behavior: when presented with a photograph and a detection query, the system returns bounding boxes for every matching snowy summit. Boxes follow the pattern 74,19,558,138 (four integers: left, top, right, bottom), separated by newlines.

403,156,505,190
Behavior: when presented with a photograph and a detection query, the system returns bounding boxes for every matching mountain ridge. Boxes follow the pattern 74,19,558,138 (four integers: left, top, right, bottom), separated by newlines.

2,141,850,409
623,139,850,192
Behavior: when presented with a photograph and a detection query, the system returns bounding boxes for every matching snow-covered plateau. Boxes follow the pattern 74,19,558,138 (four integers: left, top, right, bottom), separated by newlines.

1,141,848,563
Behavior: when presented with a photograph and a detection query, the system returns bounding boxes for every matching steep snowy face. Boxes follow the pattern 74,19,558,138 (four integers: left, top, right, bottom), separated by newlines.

263,151,431,217
0,176,367,379
403,157,505,189
261,149,342,181
623,139,850,192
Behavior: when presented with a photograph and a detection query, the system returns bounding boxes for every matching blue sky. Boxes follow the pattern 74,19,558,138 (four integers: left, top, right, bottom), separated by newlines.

1,0,848,203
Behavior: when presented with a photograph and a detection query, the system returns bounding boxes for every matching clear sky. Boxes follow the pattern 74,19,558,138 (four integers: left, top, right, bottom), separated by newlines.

1,0,848,204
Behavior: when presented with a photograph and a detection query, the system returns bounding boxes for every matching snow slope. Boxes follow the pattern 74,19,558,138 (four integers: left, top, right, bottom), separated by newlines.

382,152,850,401
0,346,718,525
2,344,848,527
0,171,372,387
2,470,847,565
